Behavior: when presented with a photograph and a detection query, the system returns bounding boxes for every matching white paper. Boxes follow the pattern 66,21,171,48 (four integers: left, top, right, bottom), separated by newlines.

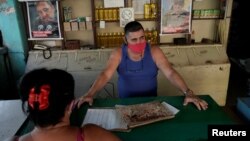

161,102,180,115
0,100,27,141
82,102,179,131
100,21,105,29
82,108,127,130
104,0,124,8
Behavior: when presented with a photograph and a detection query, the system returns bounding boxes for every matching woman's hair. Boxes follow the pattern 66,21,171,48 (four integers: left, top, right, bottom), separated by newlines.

19,68,75,127
124,21,144,36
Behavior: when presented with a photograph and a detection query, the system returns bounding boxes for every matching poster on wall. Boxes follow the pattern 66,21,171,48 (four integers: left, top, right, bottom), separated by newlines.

161,0,192,34
26,1,62,40
18,0,59,2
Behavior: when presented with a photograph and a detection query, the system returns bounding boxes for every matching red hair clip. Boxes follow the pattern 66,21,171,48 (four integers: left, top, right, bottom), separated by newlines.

28,84,50,110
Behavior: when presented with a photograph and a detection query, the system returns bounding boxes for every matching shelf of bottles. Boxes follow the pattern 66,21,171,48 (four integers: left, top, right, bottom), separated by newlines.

94,1,157,21
93,0,159,48
96,28,158,49
142,0,159,46
98,29,158,48
97,32,124,48
95,6,120,22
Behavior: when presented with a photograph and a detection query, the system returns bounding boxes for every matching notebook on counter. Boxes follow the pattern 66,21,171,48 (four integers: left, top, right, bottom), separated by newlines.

82,101,179,132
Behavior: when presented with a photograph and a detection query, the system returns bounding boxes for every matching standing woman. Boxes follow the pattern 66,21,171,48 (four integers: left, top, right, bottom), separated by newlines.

5,68,121,141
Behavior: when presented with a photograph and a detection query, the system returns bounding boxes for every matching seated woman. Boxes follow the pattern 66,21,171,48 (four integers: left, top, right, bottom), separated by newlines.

5,68,121,141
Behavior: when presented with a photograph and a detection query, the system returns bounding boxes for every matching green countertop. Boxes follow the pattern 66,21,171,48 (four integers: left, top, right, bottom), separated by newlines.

16,95,237,141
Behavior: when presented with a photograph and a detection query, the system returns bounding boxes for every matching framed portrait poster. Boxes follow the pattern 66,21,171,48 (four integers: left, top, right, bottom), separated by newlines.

161,0,192,34
26,1,62,40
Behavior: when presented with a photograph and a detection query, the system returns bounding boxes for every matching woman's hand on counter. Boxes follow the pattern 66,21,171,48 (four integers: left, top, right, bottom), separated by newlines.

183,93,208,111
77,94,94,108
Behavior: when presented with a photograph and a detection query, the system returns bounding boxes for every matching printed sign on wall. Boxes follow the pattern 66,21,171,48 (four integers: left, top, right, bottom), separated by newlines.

26,1,62,40
120,8,134,27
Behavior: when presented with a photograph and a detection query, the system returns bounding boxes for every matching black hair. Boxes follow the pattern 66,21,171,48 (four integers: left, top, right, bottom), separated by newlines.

124,21,144,37
19,68,75,127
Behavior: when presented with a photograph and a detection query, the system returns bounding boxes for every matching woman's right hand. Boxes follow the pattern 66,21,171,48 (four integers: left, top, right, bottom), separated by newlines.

77,94,93,108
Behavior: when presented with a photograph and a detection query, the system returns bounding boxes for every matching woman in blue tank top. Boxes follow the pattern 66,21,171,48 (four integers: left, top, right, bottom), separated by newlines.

117,42,158,98
78,21,208,111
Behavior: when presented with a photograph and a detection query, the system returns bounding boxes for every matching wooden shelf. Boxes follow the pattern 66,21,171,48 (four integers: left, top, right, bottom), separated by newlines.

94,20,119,23
159,43,223,48
192,17,224,20
94,18,157,23
135,18,157,21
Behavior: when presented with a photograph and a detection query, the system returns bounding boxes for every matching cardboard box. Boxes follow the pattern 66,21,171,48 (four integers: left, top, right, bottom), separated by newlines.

79,22,86,31
85,16,92,22
71,22,79,31
63,22,71,31
86,21,92,30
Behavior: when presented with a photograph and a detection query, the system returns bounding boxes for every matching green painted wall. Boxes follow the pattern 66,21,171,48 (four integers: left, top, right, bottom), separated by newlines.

0,0,28,98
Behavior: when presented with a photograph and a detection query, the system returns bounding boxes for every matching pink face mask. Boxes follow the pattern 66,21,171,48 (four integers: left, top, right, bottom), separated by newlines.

128,41,146,54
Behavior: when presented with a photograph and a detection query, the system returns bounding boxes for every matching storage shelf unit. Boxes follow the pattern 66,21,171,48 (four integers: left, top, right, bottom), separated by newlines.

90,0,160,48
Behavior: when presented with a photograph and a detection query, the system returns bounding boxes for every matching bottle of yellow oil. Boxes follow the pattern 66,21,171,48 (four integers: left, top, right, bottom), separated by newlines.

144,3,151,19
99,6,104,20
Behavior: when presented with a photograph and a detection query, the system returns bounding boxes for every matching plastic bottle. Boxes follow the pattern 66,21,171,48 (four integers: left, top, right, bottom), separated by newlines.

95,6,99,21
99,6,104,20
113,8,117,20
144,3,150,19
152,28,158,44
191,30,195,44
104,9,109,20
150,3,157,18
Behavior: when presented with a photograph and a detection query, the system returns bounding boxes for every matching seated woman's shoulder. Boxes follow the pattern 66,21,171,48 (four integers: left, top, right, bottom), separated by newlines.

6,134,32,141
3,136,19,141
83,124,121,141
